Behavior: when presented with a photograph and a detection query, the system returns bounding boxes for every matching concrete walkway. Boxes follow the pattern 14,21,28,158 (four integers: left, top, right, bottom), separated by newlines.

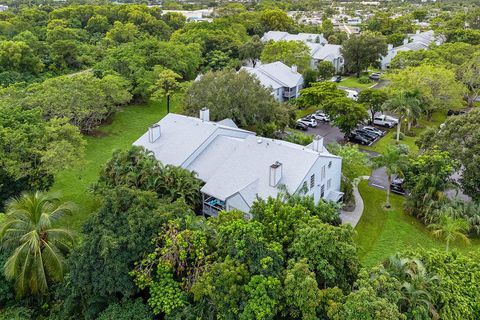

340,176,369,228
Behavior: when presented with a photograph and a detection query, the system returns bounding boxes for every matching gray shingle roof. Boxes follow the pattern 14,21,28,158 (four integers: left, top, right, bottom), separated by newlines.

241,61,303,89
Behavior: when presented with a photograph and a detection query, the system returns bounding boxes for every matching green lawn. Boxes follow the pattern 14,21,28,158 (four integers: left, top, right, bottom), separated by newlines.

52,98,180,231
338,77,374,90
354,180,480,267
361,111,447,154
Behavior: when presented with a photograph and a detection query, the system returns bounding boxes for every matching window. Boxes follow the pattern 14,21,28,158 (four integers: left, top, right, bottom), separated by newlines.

327,178,331,190
328,161,332,168
321,165,326,180
310,174,315,188
320,185,325,198
302,181,308,192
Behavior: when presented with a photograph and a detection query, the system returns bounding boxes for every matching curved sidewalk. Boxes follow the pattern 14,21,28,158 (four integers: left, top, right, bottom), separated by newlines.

340,176,369,228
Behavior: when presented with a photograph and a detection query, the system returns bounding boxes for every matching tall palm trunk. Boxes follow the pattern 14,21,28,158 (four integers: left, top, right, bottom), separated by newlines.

446,239,450,252
396,117,402,143
386,175,392,208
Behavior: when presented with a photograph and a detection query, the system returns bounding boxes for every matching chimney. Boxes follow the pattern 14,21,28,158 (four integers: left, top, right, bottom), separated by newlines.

312,135,324,152
148,124,161,143
199,107,210,121
403,38,409,45
291,65,298,73
269,161,282,187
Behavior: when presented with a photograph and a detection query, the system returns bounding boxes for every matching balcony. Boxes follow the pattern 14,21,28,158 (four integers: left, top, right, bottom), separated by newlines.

202,195,225,217
283,87,297,98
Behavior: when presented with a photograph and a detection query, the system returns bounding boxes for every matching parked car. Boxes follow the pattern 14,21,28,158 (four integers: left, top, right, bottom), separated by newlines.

390,176,406,195
348,132,372,146
312,111,330,122
295,122,308,131
362,126,385,136
373,115,396,128
331,75,342,83
447,109,467,116
384,115,399,124
369,72,381,81
344,89,358,101
355,129,379,141
298,117,318,128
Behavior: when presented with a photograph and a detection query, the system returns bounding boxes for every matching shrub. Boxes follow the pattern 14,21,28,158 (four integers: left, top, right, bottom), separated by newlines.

358,77,371,84
285,131,314,145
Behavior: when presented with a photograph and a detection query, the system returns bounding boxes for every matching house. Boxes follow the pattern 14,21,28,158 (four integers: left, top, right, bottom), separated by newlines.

261,31,327,44
381,30,445,69
241,61,304,102
261,31,343,73
306,43,344,73
133,110,343,217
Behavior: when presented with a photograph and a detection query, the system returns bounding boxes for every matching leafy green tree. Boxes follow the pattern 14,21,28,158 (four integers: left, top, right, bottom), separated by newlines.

105,21,139,44
323,97,369,137
151,69,182,114
61,187,192,318
0,40,43,75
383,90,423,141
335,287,406,320
321,18,335,39
329,144,369,181
357,88,388,124
428,213,470,252
17,72,132,132
291,219,359,291
316,60,335,81
0,105,84,205
204,50,236,72
86,14,109,34
184,69,288,129
372,145,409,208
341,31,388,77
401,249,480,319
239,35,263,67
387,65,465,118
95,147,203,209
416,109,480,200
297,81,346,109
284,259,321,320
403,148,457,220
0,192,75,298
456,53,480,107
260,9,293,31
97,299,153,320
260,40,311,72
241,275,281,320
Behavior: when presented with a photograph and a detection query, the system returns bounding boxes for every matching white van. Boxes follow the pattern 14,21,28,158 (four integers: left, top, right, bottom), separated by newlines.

344,89,358,101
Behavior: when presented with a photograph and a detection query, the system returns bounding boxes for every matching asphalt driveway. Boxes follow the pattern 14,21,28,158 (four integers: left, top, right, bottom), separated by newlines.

304,121,345,145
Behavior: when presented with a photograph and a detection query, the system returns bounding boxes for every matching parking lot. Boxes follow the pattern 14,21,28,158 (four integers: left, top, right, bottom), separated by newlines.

303,121,345,145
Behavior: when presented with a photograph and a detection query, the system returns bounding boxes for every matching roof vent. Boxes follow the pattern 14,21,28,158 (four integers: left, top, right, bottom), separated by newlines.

257,138,263,144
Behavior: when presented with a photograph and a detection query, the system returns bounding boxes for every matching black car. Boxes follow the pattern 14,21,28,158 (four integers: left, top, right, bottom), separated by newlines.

390,176,406,195
447,109,467,116
295,122,308,131
348,133,371,145
355,129,379,141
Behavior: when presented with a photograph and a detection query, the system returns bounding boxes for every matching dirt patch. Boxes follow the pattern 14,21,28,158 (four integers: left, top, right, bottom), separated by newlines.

88,130,107,138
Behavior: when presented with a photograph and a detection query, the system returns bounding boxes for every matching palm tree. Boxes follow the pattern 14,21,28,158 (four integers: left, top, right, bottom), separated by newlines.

386,256,440,319
383,90,423,142
428,211,470,252
372,145,409,208
0,192,75,297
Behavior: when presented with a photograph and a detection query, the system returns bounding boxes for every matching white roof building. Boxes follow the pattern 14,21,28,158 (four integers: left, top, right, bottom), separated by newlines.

381,30,445,69
261,31,343,73
261,31,327,45
241,61,304,102
134,110,343,216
